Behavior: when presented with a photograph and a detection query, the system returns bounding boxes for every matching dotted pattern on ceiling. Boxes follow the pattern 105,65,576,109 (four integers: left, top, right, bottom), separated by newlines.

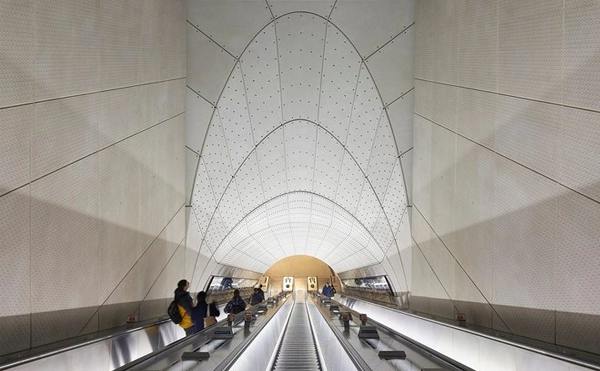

216,192,384,272
267,0,336,19
191,158,218,236
189,10,410,273
319,22,360,142
217,65,255,172
241,23,281,142
278,14,326,122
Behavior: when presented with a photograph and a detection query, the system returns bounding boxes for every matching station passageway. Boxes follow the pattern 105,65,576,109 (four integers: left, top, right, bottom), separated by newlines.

2,1,600,371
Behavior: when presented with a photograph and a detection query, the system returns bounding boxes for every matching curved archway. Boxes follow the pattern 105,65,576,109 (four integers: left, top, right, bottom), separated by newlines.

188,10,410,287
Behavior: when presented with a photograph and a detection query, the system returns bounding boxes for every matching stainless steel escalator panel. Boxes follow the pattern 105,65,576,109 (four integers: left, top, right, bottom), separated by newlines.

272,302,322,371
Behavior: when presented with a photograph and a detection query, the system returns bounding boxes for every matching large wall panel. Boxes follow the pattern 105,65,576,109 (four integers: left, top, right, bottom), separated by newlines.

31,94,100,180
497,0,563,103
0,188,31,354
31,156,100,346
0,0,34,109
0,0,186,357
34,0,102,101
413,0,600,358
0,105,32,193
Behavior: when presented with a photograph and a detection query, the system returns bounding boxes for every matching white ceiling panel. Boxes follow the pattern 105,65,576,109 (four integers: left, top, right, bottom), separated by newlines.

371,213,392,255
187,0,271,58
349,247,381,267
205,210,228,254
234,153,266,213
331,206,354,236
202,113,234,196
366,239,385,261
185,89,214,153
311,197,334,221
187,24,237,104
285,120,318,192
268,1,336,18
251,247,278,265
319,22,361,140
211,238,230,263
290,222,310,255
382,160,408,231
219,246,242,266
325,240,353,262
310,209,334,228
287,192,312,209
345,64,384,170
186,1,414,274
331,248,365,270
218,66,255,171
365,25,415,106
217,180,245,230
330,0,414,58
335,154,365,212
387,89,414,154
245,208,271,234
277,14,326,121
227,220,249,248
349,222,371,248
256,129,288,197
313,130,345,199
306,224,330,255
366,114,397,200
331,259,353,273
354,180,381,231
191,159,218,235
287,193,312,223
186,209,204,254
240,23,282,142
250,230,282,256
217,235,235,260
224,248,271,272
271,224,296,255
267,200,291,227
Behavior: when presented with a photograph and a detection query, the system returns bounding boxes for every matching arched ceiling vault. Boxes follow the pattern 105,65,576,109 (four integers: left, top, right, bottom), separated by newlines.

186,3,414,283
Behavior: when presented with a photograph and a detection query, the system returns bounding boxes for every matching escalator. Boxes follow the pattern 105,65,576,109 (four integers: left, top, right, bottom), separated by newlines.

271,297,322,371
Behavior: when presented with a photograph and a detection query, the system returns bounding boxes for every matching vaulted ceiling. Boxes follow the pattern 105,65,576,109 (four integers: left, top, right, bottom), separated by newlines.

186,0,414,276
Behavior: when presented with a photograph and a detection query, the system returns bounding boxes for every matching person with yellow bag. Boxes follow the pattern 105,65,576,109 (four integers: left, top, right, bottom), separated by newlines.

191,291,220,332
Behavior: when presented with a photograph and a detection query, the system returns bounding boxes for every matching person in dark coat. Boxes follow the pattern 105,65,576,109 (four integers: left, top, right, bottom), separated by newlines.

224,289,247,314
191,291,220,332
256,284,265,302
250,288,262,305
174,279,195,335
322,282,333,298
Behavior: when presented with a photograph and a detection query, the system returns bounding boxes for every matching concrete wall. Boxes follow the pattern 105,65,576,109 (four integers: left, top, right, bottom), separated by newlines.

0,0,186,356
412,0,600,355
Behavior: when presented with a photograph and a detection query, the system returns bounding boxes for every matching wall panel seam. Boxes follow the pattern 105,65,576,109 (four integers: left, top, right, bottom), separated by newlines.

413,112,600,207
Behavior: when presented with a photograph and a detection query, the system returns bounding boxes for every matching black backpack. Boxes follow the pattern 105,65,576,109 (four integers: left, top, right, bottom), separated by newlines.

168,300,182,324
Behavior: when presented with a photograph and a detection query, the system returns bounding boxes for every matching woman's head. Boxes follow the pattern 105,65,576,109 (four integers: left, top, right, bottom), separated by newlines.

197,291,207,302
177,279,189,291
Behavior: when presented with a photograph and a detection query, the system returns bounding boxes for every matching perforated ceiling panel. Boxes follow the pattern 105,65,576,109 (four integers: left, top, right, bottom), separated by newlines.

187,1,413,275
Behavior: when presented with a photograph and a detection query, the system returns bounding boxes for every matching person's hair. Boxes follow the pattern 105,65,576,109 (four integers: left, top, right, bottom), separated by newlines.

259,284,263,288
177,279,188,290
197,291,207,303
233,289,240,296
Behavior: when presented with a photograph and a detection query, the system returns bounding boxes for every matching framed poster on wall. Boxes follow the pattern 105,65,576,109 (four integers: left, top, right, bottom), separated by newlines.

307,276,317,291
283,276,294,291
